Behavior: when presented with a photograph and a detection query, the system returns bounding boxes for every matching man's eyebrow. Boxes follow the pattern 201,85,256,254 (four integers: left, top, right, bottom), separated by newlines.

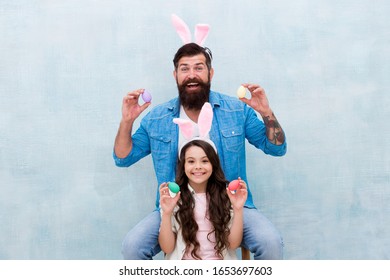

179,62,206,67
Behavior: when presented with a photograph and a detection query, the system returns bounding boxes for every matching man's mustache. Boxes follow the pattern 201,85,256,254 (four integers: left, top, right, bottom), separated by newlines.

183,78,202,85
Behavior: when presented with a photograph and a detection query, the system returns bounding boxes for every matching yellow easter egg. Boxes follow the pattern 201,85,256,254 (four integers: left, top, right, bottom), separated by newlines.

237,86,246,98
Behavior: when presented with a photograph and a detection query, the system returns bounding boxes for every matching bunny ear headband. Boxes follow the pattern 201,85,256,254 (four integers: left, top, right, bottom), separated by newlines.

173,102,217,156
171,14,210,46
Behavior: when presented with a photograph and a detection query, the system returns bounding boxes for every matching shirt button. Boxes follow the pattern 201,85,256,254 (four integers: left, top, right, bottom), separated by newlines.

232,131,235,134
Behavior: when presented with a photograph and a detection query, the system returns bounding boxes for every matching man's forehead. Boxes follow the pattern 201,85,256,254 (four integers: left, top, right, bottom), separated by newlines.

178,55,207,65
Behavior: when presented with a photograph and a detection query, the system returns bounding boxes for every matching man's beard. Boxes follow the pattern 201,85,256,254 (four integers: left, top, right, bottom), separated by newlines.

177,78,210,110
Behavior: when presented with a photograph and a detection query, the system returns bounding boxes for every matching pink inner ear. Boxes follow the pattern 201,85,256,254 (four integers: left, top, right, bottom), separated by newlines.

198,102,213,137
171,14,192,44
173,118,194,140
194,24,210,46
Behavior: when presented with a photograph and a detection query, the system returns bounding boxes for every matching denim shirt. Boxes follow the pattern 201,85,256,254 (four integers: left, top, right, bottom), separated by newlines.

113,90,287,209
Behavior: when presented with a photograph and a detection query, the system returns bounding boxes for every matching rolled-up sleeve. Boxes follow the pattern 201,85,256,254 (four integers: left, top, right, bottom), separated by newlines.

113,118,151,167
263,138,287,156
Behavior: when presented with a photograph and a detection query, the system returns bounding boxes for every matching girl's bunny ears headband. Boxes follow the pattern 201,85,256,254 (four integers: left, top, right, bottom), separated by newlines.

171,14,210,46
173,102,217,157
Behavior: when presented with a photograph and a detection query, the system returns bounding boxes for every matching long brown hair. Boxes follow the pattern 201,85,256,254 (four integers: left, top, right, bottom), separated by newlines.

175,140,232,259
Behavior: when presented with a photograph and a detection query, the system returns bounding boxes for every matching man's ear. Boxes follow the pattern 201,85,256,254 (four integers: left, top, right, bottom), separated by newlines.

173,69,177,79
209,67,214,81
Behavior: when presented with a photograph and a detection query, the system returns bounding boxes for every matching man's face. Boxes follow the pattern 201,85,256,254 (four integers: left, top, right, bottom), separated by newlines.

174,54,214,110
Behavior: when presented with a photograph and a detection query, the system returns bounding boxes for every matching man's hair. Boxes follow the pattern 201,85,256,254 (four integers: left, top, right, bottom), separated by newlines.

173,43,213,70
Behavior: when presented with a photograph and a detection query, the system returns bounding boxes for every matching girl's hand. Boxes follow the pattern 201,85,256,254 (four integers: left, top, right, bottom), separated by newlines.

227,177,248,210
159,183,180,215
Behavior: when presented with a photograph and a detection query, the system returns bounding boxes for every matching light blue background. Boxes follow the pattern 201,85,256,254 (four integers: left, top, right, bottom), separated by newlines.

1,0,389,259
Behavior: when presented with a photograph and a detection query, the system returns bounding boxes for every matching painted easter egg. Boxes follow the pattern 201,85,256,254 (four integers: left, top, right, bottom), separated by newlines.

142,90,152,103
168,182,180,197
237,86,246,98
228,179,240,193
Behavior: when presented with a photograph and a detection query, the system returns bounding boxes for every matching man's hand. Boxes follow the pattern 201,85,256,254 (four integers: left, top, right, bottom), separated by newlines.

239,84,272,117
239,83,285,145
121,89,151,123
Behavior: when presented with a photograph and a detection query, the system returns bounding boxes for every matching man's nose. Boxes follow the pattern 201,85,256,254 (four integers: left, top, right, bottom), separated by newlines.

187,68,196,78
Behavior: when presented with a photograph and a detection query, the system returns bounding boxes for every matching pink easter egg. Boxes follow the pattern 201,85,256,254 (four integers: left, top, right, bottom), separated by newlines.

228,179,240,191
142,90,152,103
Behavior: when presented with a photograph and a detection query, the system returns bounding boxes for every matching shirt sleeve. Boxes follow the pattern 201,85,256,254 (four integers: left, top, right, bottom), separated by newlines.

113,118,152,167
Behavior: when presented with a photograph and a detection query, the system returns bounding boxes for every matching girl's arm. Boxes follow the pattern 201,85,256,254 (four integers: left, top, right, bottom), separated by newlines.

227,208,244,249
158,183,181,254
159,212,177,254
227,178,248,249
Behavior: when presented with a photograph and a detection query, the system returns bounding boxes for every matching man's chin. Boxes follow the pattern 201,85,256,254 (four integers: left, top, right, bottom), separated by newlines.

178,82,210,109
180,94,208,110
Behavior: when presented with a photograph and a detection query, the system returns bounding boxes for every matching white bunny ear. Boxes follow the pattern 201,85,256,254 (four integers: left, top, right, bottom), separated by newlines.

171,14,192,44
173,118,194,140
197,102,213,137
194,24,210,46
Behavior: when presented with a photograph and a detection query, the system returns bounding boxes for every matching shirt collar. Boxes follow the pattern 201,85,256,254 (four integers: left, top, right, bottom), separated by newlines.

208,91,221,108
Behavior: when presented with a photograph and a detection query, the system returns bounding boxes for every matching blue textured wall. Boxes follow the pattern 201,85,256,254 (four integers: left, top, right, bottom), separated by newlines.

1,0,389,259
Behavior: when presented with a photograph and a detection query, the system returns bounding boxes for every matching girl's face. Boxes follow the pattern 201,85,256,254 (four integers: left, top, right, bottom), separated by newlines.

184,146,213,191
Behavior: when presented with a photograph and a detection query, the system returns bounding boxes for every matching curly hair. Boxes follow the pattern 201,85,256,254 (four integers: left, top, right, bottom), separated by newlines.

174,140,232,259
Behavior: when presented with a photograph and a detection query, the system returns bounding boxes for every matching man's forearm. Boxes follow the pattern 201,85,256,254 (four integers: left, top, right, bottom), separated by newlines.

114,120,134,158
261,111,285,145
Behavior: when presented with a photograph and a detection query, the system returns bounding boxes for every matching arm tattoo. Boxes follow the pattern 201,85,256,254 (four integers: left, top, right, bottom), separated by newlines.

263,113,285,145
